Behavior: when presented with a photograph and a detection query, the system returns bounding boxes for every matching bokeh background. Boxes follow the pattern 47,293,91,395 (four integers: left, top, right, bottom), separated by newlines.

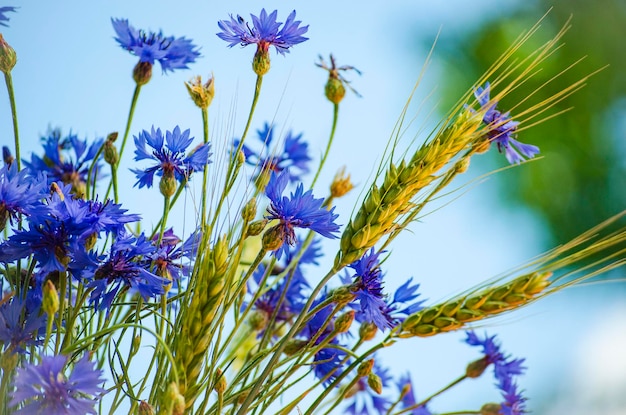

1,0,624,413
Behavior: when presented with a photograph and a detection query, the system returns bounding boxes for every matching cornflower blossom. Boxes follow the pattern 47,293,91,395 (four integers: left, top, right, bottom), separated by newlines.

344,360,392,415
235,122,311,183
343,249,394,331
217,9,308,55
465,331,528,414
0,6,16,27
147,228,202,282
131,126,211,189
77,198,141,239
111,18,200,73
264,170,340,258
473,82,539,164
0,297,46,353
0,163,48,231
381,277,425,325
10,354,105,415
23,131,103,196
396,373,432,415
74,233,169,311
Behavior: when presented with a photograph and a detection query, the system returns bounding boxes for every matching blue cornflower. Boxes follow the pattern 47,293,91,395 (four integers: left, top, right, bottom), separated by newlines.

147,228,201,282
382,277,425,324
24,130,103,196
10,354,105,414
396,373,432,415
73,233,168,311
0,6,16,27
264,170,340,258
343,249,392,331
0,163,48,231
465,331,527,414
131,126,211,189
0,297,46,353
217,9,308,55
236,122,311,184
472,82,539,164
78,198,141,239
112,18,199,73
345,359,392,415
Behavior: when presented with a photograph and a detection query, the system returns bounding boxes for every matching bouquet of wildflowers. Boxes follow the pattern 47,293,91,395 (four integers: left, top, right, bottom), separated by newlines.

0,5,624,415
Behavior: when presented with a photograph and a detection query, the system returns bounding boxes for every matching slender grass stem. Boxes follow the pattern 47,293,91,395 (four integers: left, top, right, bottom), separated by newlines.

3,72,20,171
311,103,339,188
201,107,209,227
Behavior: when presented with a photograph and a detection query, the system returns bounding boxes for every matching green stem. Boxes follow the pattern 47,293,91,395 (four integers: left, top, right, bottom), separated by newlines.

4,72,20,170
210,75,263,232
201,107,209,227
311,103,339,188
392,375,468,415
157,194,171,247
111,164,119,204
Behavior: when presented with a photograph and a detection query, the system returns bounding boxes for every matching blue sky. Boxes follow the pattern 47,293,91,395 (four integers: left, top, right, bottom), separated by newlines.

2,1,623,413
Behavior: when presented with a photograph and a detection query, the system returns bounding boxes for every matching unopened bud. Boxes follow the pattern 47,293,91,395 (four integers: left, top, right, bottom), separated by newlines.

330,167,354,198
248,310,268,331
214,368,227,394
330,286,356,305
241,198,257,222
131,335,141,356
42,280,59,316
185,74,215,110
466,356,489,378
325,76,346,105
359,321,378,341
357,359,374,378
104,141,118,166
133,61,153,86
2,146,14,165
0,34,17,74
367,373,383,394
138,401,155,415
334,310,355,334
247,219,268,237
480,403,501,415
283,339,308,356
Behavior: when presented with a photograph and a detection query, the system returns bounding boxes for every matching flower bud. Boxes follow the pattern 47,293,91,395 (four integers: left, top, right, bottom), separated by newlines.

138,401,155,415
330,286,357,305
104,135,119,166
330,167,354,198
131,335,141,356
248,310,268,331
159,171,177,198
334,310,355,334
466,356,489,378
480,403,501,415
185,74,215,110
2,146,14,165
283,339,308,356
252,45,271,76
357,359,374,378
0,34,17,74
214,368,227,394
241,198,257,222
133,61,153,86
367,373,383,394
359,321,378,341
246,219,268,237
42,279,59,316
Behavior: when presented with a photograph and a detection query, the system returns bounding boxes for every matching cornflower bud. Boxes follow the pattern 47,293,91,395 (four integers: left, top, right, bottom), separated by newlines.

42,280,59,316
316,54,361,105
159,171,177,198
241,198,257,222
359,321,378,341
357,359,374,378
334,310,355,334
261,225,284,252
133,61,153,86
138,401,155,415
0,34,17,74
185,74,215,110
2,146,14,165
480,403,501,415
248,310,268,331
252,46,271,76
283,339,308,356
214,368,227,394
330,286,357,305
367,373,383,394
104,132,119,166
247,219,268,237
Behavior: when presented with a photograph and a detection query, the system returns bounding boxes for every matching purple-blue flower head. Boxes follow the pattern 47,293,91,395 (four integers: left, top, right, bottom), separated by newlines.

0,163,48,231
0,6,17,27
23,130,103,196
472,82,539,164
131,126,211,189
264,170,340,258
112,18,199,73
236,122,311,184
147,228,201,282
465,331,528,414
73,232,168,311
0,297,46,353
217,9,308,55
10,354,105,414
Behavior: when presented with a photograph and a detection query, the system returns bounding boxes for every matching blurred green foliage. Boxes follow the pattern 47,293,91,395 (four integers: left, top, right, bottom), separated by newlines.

430,0,625,246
